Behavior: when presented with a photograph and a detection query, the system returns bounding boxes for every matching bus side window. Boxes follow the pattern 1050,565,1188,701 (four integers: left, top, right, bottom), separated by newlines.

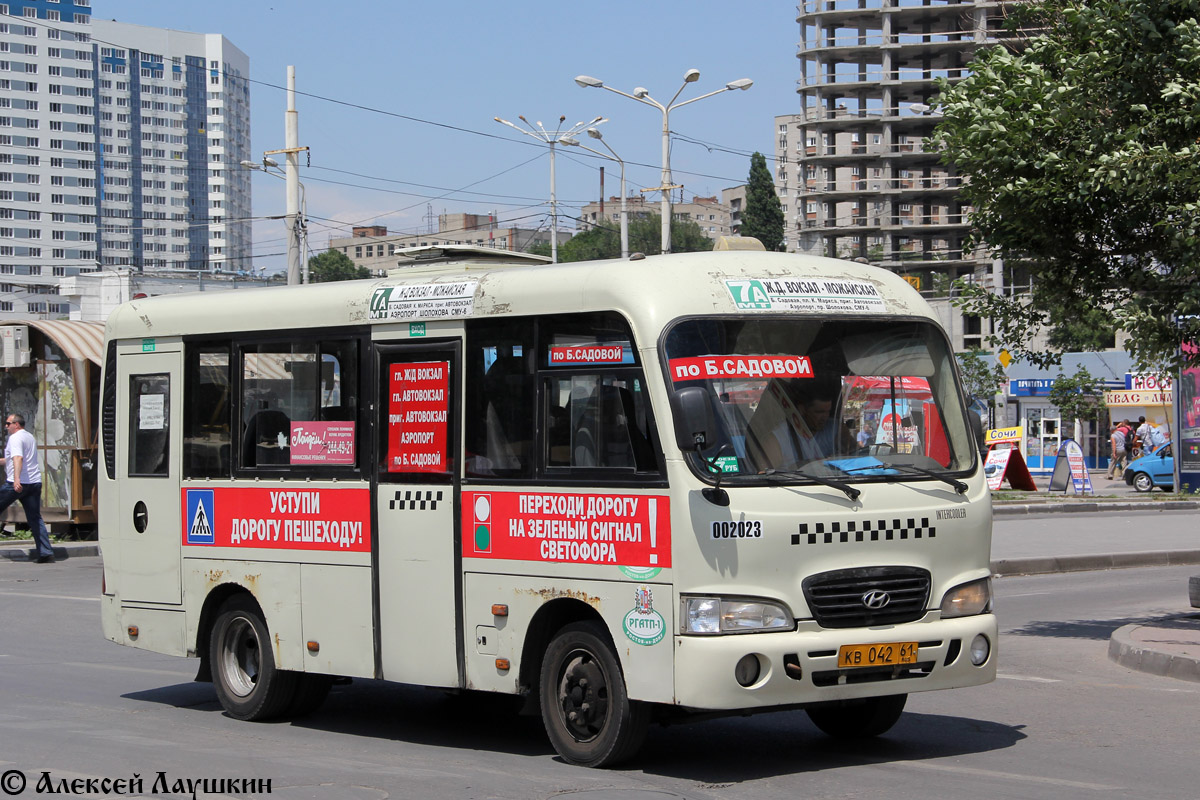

465,321,534,479
184,345,231,478
129,374,170,477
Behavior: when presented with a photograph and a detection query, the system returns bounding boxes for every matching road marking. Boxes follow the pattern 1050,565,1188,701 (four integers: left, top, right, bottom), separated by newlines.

996,673,1062,683
0,590,99,603
898,760,1119,790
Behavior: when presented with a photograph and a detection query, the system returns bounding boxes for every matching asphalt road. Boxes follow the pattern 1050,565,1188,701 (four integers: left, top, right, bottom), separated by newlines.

0,558,1197,800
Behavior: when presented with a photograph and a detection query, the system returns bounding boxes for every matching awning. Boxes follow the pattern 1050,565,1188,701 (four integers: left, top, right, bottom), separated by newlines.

0,320,105,366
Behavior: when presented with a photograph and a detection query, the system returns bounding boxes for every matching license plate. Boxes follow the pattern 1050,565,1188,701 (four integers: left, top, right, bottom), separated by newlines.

837,641,919,668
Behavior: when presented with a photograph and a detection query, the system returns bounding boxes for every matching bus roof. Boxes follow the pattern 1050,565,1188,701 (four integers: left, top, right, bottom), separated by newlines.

104,250,935,342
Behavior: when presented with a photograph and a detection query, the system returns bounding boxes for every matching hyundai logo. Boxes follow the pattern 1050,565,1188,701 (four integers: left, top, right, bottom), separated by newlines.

861,590,891,610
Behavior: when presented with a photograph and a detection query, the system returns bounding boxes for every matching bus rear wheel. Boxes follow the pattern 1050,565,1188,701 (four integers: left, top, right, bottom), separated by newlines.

806,694,907,739
540,621,648,767
210,595,297,721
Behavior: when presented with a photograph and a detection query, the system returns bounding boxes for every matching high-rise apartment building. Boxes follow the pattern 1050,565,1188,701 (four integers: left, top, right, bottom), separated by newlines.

0,1,250,319
779,1,1014,304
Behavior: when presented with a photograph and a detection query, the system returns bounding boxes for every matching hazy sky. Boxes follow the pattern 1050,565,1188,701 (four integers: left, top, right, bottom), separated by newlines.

100,1,800,270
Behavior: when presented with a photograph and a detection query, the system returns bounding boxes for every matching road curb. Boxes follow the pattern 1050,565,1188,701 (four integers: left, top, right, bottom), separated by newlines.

993,500,1200,516
1109,622,1200,683
0,543,99,561
991,549,1200,577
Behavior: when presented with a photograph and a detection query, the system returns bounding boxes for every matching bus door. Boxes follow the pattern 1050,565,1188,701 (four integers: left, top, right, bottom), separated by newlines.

374,341,461,687
116,345,183,604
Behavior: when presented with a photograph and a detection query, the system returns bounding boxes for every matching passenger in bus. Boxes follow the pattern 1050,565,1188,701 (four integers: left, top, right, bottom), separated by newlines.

747,378,841,468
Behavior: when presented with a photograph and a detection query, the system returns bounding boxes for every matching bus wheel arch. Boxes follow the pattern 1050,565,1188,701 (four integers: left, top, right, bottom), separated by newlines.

518,597,605,701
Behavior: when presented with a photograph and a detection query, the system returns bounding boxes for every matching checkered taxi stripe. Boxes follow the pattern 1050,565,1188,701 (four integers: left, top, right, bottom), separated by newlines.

390,490,444,511
791,518,935,545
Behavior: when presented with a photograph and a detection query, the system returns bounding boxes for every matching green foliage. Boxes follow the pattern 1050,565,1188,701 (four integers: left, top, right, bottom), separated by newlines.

1047,365,1108,427
933,0,1200,370
956,349,1007,404
740,152,785,251
308,249,371,282
526,241,552,258
557,215,713,263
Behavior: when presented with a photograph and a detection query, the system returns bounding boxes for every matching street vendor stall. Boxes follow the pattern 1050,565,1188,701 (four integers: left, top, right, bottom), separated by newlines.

0,320,103,534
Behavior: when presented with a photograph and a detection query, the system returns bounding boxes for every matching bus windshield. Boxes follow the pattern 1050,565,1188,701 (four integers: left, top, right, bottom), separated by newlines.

663,317,976,484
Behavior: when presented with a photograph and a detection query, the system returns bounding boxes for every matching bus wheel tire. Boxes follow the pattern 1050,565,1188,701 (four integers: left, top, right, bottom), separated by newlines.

540,621,648,768
209,596,297,721
289,673,334,717
807,694,907,739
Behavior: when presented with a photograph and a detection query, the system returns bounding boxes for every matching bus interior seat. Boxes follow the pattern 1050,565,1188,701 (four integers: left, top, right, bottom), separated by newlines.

242,409,291,466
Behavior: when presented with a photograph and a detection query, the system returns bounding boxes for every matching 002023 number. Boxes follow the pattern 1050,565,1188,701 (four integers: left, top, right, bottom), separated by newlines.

710,520,763,539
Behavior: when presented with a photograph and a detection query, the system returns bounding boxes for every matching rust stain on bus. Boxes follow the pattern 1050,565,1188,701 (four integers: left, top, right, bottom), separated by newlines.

520,587,602,609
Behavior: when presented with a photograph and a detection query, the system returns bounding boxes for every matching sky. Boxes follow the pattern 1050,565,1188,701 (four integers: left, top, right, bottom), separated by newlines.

100,1,801,272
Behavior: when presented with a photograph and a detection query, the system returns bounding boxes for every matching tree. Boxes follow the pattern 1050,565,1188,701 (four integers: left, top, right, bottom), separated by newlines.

933,0,1200,370
1047,365,1108,436
956,348,1007,405
551,215,714,263
740,152,785,251
308,249,370,282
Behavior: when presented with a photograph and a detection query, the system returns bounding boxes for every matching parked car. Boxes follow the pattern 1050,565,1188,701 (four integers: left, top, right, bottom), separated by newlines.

1124,443,1174,492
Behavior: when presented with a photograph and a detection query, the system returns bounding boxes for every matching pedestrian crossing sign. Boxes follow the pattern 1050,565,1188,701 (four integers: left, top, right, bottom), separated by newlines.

185,489,215,545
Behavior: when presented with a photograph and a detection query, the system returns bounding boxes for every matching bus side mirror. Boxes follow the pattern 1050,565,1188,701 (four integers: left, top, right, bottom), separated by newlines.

670,386,715,452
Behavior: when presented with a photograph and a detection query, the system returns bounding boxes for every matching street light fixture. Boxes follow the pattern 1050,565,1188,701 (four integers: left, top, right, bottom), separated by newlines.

241,158,309,284
575,69,752,254
561,128,629,259
494,114,606,263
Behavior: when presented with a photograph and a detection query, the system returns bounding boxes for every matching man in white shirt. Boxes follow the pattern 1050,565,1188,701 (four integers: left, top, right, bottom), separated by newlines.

0,414,53,563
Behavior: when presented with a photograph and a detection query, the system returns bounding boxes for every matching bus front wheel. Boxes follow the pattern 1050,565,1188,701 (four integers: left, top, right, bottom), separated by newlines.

807,694,907,739
539,621,649,767
209,595,298,721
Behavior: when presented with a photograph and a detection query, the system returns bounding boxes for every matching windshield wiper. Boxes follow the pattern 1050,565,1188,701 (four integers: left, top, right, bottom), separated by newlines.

761,467,861,501
836,459,967,494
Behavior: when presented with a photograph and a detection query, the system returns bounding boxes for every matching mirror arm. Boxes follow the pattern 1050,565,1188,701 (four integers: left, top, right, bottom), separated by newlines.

698,441,731,506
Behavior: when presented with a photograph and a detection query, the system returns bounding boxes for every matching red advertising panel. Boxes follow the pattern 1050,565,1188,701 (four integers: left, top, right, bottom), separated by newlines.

549,345,626,364
463,491,670,568
182,486,371,552
669,355,813,383
388,360,450,473
290,421,356,465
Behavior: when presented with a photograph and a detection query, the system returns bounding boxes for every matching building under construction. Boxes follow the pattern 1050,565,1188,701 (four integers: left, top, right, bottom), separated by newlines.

779,0,1019,346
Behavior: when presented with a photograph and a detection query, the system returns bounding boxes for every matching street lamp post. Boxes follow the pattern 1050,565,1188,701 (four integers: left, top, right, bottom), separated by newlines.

494,115,605,263
240,158,308,283
562,128,628,259
575,70,752,255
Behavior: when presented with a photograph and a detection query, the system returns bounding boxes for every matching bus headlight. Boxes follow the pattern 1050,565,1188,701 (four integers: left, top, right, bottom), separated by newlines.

940,577,993,618
681,596,794,634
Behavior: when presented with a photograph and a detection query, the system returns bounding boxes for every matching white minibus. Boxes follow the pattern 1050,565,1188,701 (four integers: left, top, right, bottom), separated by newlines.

99,244,996,767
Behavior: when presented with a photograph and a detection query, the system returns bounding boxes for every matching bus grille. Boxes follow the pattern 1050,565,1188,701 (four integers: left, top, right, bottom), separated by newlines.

802,566,931,629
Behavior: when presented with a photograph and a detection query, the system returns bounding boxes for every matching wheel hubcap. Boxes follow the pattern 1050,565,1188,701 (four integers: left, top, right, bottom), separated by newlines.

557,649,609,742
220,616,262,697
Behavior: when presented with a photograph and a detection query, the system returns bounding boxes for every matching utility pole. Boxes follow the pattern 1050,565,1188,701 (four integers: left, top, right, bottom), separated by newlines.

262,67,309,284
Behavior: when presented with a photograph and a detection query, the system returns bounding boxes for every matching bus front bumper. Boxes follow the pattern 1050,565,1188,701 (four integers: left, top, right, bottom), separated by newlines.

671,613,997,710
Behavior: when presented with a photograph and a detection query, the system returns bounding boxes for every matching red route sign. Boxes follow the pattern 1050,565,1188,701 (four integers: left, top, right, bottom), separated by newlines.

463,491,671,568
181,486,371,552
669,354,813,383
388,360,450,473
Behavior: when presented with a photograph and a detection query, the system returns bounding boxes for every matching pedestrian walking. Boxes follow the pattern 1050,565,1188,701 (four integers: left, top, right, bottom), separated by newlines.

0,413,53,563
1106,420,1130,480
1134,416,1150,459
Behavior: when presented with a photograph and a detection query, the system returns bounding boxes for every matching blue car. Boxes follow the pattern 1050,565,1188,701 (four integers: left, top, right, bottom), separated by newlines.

1123,443,1174,492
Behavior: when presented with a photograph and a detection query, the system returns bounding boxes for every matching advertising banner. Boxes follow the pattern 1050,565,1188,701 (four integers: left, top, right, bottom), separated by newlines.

289,421,355,465
387,361,450,474
463,491,670,568
182,486,371,552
